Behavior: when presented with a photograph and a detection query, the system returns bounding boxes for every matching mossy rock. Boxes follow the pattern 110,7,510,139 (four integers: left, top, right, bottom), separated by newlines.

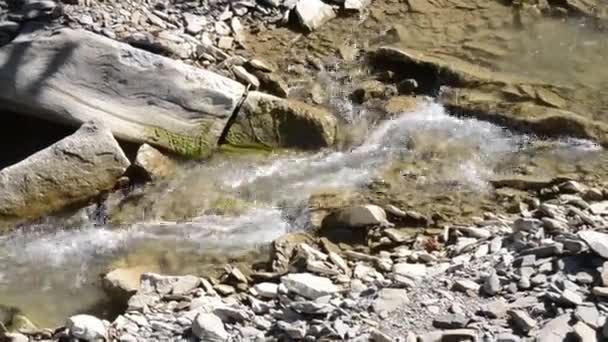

223,92,337,150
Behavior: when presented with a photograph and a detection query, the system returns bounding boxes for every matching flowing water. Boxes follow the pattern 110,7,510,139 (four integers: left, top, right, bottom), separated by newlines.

0,99,606,327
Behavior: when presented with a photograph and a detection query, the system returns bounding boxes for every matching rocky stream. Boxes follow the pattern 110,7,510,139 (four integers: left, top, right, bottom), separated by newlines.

2,0,608,341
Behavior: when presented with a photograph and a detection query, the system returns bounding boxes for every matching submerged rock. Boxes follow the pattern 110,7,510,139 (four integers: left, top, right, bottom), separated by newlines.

102,266,149,305
0,27,246,158
0,121,130,225
223,91,337,150
133,144,176,181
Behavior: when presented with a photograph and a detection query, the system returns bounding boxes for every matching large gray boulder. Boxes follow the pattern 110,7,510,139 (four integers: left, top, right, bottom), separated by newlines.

0,27,246,158
0,121,130,225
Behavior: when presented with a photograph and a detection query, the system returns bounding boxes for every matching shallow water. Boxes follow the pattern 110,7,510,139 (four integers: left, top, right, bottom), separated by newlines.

0,99,605,327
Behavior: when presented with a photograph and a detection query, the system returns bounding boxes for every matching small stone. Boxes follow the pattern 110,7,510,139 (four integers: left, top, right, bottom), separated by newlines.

560,289,583,306
578,231,608,259
483,272,500,296
252,282,278,298
233,65,260,89
192,313,228,341
432,314,469,329
329,252,351,275
458,226,492,239
372,288,409,314
496,332,520,342
393,263,427,280
247,59,274,72
295,0,336,31
453,279,480,293
573,321,597,342
281,273,338,299
518,276,531,290
370,328,394,342
3,333,29,342
66,315,107,341
172,275,200,295
214,284,235,296
326,205,389,228
508,309,536,332
593,286,608,298
602,261,608,286
183,13,206,35
278,320,307,339
480,299,509,318
344,0,371,11
537,314,572,341
217,36,234,50
575,305,601,329
520,243,563,258
576,272,594,285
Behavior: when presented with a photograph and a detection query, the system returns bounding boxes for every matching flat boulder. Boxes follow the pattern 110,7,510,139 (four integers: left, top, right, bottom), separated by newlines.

222,91,337,150
0,27,246,158
0,121,130,225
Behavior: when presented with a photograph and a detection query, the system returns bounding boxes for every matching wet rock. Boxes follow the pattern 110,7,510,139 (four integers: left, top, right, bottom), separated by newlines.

295,0,335,31
102,266,149,305
578,230,608,258
66,314,107,341
280,273,338,299
351,80,388,104
0,121,130,224
224,91,337,149
133,143,175,181
192,313,228,341
0,28,245,158
383,96,419,114
322,205,389,229
372,288,409,314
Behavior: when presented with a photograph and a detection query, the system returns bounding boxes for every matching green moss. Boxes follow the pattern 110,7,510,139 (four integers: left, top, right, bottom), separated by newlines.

218,143,273,154
145,121,216,159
